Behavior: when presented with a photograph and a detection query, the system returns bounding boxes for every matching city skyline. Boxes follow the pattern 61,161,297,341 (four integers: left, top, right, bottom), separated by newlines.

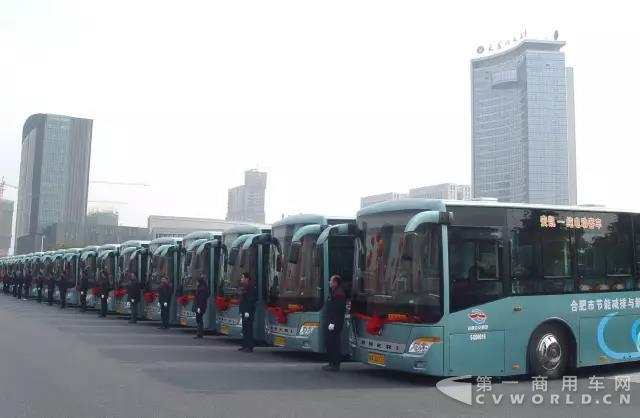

1,1,639,230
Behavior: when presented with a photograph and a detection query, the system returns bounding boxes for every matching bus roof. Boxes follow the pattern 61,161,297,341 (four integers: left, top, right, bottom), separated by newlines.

120,240,149,249
183,231,220,241
272,214,354,228
149,237,182,246
222,225,269,236
357,198,636,218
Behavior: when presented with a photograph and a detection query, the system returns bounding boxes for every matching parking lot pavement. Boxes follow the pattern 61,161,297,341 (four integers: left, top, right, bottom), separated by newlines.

2,296,640,418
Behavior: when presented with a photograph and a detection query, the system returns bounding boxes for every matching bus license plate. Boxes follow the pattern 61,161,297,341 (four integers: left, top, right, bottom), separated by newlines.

274,335,285,347
220,324,229,335
368,352,385,366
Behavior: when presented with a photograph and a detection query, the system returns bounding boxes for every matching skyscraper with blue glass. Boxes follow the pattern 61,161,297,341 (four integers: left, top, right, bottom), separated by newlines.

15,113,93,254
471,39,577,205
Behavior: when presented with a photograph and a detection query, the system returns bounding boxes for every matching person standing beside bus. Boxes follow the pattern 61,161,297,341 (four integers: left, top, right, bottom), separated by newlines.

322,275,347,372
238,272,258,352
79,268,89,312
46,273,55,306
127,272,141,324
158,276,173,330
23,269,32,301
58,270,68,309
98,271,110,318
36,272,43,303
192,278,210,339
16,269,23,300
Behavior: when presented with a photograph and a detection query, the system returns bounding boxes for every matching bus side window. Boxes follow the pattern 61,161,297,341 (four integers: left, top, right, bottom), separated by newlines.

449,226,503,312
578,213,633,292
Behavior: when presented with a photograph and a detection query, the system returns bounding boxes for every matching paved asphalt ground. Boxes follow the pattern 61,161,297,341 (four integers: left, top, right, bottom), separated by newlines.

2,296,640,418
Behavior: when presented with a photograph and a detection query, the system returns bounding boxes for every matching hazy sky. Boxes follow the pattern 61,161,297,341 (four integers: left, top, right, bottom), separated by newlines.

1,0,639,228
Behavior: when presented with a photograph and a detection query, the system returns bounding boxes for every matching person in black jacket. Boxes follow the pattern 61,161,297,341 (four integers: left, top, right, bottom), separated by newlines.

158,276,173,330
79,269,89,312
238,272,258,352
98,271,110,318
192,278,210,339
127,272,141,323
36,273,43,303
23,270,32,301
322,275,347,372
16,270,23,300
47,273,55,306
58,271,68,309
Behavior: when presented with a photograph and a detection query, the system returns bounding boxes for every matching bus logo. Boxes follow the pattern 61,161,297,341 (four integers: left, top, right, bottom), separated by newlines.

468,309,487,325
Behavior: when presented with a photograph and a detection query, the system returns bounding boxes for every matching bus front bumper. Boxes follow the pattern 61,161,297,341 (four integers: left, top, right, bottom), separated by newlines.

349,327,445,376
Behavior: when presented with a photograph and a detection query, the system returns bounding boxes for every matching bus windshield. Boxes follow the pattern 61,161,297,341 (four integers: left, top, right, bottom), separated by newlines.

183,249,209,291
149,255,172,290
278,235,322,310
80,255,96,287
352,214,443,324
221,247,249,298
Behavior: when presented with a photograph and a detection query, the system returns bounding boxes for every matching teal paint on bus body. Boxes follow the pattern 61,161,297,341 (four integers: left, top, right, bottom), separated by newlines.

265,216,355,355
350,198,640,377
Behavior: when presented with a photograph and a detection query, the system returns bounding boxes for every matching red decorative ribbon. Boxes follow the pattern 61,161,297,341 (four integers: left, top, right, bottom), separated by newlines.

214,296,229,311
143,292,153,304
177,295,188,306
351,313,421,336
113,288,127,298
266,305,305,325
266,306,287,324
91,288,99,296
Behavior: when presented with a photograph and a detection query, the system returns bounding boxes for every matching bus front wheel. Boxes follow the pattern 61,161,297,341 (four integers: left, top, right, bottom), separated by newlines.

527,323,568,379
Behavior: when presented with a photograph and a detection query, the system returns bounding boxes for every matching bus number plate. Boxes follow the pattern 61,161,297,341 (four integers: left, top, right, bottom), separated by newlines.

368,352,385,366
220,324,229,335
274,336,285,347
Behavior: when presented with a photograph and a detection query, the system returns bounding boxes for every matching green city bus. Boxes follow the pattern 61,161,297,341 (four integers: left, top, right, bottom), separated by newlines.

79,246,99,307
215,225,271,341
265,214,353,351
177,231,220,329
144,237,182,323
62,249,81,305
115,240,150,319
350,198,640,378
95,244,120,312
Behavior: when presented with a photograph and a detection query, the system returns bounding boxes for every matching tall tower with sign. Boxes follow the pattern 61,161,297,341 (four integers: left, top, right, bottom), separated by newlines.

471,38,577,205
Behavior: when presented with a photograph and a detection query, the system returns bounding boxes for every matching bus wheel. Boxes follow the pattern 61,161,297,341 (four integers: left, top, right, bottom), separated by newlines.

528,324,568,379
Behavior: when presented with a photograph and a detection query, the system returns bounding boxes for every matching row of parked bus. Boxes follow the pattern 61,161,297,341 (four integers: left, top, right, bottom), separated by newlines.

3,198,640,379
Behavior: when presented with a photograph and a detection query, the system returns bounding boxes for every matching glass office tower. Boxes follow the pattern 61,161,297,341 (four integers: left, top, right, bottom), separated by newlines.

15,114,93,254
471,40,576,205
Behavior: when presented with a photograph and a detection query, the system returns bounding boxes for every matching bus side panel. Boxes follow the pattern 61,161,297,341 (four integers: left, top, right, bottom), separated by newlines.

449,331,505,376
579,314,640,367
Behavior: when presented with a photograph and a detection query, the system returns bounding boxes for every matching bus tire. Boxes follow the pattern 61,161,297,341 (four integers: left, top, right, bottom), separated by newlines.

527,323,568,379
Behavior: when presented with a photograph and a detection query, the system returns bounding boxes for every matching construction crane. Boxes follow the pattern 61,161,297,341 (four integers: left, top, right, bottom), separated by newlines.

88,200,128,205
0,178,149,202
90,181,150,187
0,177,17,200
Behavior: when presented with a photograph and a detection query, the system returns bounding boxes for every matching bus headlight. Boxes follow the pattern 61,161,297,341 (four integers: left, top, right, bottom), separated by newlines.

299,322,320,336
408,337,440,354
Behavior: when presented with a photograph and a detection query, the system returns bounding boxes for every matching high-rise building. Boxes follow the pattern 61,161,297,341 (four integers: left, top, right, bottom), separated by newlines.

0,199,14,256
226,169,267,223
409,183,471,201
87,209,119,226
360,192,407,209
471,39,577,205
360,183,470,208
15,113,93,254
